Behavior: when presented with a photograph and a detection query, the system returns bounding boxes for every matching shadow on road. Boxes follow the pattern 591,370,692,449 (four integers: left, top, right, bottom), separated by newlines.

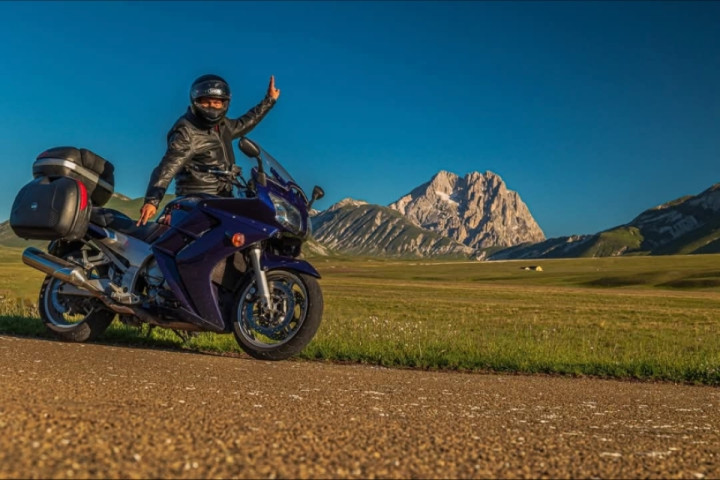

0,314,254,361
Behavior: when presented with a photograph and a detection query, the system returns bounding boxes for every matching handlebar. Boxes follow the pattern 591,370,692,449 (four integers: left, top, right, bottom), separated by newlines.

207,169,235,176
204,167,248,190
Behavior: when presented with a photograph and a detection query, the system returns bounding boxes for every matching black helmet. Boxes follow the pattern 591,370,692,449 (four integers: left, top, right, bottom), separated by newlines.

190,74,231,125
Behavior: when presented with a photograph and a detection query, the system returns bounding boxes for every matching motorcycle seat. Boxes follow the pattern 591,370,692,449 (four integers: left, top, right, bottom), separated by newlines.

90,207,168,243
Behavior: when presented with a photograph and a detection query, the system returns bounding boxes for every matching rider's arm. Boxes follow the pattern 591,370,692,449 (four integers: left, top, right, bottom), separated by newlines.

227,95,276,139
228,76,280,139
143,128,195,207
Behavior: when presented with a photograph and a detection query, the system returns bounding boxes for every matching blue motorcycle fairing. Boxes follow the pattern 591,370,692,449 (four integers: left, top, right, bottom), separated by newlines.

151,206,220,313
199,195,278,232
142,161,315,332
268,167,309,204
176,223,279,330
151,195,282,331
152,250,192,312
250,168,311,235
262,252,321,279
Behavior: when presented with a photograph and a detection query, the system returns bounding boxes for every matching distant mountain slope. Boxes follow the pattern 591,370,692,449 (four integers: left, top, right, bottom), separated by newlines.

490,183,720,260
311,199,475,258
629,184,720,253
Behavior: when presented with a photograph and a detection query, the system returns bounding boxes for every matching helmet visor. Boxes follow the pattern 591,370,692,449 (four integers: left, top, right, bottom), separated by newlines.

191,79,231,101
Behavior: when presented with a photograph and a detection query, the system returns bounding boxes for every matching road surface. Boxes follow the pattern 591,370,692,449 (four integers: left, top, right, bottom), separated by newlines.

0,335,718,478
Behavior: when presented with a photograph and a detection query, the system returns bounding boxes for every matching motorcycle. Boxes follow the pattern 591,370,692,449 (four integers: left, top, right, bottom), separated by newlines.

13,137,325,360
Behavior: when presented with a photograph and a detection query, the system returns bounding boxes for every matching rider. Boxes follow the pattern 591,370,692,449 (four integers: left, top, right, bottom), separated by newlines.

137,74,281,226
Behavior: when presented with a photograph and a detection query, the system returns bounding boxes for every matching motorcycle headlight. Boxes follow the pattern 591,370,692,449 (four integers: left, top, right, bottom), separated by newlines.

270,193,303,234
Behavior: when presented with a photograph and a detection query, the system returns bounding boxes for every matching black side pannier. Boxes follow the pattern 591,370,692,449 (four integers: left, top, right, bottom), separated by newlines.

10,176,91,241
33,146,115,206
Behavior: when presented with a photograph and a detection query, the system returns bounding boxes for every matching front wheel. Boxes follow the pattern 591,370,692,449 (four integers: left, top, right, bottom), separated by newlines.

232,269,323,361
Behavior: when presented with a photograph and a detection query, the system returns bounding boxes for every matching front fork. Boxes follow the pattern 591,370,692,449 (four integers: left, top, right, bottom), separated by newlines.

248,244,272,309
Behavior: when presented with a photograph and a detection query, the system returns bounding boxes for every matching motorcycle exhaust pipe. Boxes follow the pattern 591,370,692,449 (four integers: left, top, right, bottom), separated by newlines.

23,247,200,328
23,247,104,295
22,246,135,315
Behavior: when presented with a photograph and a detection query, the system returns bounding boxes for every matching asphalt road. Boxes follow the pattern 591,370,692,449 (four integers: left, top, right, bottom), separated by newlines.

0,335,718,479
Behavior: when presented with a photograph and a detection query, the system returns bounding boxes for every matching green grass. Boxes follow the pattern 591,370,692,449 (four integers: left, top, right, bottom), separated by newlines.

580,226,644,257
0,247,47,301
2,249,720,384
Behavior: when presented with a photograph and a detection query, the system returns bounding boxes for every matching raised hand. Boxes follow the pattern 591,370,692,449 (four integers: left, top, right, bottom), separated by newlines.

267,75,280,100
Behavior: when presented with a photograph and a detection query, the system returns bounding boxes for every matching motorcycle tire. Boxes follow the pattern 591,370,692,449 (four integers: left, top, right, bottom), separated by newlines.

232,269,323,361
38,251,115,342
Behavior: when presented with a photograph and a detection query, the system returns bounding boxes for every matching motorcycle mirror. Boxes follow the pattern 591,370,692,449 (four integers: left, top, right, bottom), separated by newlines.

308,185,325,208
256,171,267,187
238,137,261,159
238,137,266,186
312,186,325,201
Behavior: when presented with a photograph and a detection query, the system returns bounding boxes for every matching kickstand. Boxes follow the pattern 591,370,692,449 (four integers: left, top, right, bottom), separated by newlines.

172,329,192,344
144,325,156,338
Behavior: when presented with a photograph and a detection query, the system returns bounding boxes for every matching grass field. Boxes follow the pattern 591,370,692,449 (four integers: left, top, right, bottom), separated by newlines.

2,246,720,384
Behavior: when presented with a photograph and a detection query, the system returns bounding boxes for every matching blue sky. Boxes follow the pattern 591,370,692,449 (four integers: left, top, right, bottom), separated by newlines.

0,1,718,238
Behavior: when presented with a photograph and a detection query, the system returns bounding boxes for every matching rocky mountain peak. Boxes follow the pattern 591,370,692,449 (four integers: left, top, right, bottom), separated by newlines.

388,170,545,249
328,198,369,211
427,170,459,190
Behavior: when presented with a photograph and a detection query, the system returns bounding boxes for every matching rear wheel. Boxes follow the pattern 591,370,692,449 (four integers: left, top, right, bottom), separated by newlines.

232,269,323,361
38,252,115,342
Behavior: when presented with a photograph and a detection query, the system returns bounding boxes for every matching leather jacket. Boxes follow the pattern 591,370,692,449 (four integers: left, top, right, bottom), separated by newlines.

143,95,276,206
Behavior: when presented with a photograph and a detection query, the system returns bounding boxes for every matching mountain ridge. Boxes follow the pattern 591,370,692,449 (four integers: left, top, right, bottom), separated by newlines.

311,199,475,258
489,182,720,259
3,176,720,261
